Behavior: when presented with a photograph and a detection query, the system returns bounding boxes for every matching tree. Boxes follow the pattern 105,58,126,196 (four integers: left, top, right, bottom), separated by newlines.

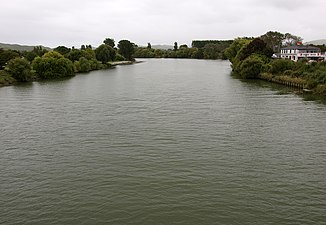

283,33,303,47
66,49,82,61
95,44,116,63
81,45,86,50
224,38,251,63
23,51,38,62
118,40,134,60
239,54,265,79
260,31,284,52
174,42,178,51
53,46,71,55
5,57,33,82
238,38,273,61
32,46,48,57
179,44,188,49
104,38,115,48
78,57,91,72
32,51,74,79
147,43,152,49
0,49,20,69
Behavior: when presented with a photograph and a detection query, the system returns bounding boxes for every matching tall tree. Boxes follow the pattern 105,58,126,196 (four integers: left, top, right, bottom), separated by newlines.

283,33,303,47
260,31,284,52
104,38,115,48
118,40,134,60
147,43,151,49
174,42,178,51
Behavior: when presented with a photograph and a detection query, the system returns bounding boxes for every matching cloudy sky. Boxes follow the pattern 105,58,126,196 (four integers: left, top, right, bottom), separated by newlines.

1,0,325,48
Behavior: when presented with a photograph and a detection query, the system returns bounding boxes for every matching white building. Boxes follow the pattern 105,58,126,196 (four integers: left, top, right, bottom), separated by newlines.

280,45,325,62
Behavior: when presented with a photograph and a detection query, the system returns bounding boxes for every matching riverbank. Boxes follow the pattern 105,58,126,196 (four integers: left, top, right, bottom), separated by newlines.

0,60,136,88
257,72,326,96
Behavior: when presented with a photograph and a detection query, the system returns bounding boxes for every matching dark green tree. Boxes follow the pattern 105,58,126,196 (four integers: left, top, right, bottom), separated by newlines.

95,44,116,63
174,42,178,51
118,40,134,60
0,49,20,69
81,45,86,50
147,43,152,49
66,49,82,61
32,46,48,57
53,46,71,55
104,38,115,48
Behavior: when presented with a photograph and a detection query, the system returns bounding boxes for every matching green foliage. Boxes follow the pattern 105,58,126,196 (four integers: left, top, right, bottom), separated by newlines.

192,40,233,49
5,57,34,82
66,49,82,61
81,48,96,60
32,52,74,79
54,46,71,55
95,44,116,63
203,43,229,60
23,51,38,62
32,46,48,57
269,59,295,74
174,42,178,51
147,43,151,49
224,38,251,63
118,40,134,60
115,53,126,61
260,31,284,52
77,57,91,72
0,49,20,68
104,38,115,48
239,54,265,79
238,38,273,61
0,70,16,86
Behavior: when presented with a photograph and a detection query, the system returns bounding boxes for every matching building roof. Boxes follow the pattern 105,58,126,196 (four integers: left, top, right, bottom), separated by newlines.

281,45,321,51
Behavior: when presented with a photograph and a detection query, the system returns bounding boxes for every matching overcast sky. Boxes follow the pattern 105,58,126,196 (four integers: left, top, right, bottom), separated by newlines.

1,0,325,48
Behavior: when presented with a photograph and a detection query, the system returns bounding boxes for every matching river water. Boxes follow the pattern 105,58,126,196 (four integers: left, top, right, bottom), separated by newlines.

0,59,325,224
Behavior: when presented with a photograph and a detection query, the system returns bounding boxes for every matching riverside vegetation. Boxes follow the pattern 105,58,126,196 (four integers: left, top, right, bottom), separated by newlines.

0,38,134,86
224,32,326,96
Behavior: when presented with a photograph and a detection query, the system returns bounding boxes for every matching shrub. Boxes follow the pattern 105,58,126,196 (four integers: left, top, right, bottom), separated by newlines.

269,59,295,74
5,57,34,82
32,54,74,79
239,54,264,79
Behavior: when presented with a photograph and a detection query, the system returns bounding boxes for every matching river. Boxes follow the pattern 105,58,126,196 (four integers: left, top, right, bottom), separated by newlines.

0,59,325,224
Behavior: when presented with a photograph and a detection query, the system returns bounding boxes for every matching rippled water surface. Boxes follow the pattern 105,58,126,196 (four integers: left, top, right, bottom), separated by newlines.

1,59,326,225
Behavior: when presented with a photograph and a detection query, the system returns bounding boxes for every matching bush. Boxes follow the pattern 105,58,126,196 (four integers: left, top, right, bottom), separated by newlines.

269,59,295,74
5,57,34,82
115,53,126,61
32,53,74,79
0,70,16,85
239,54,264,79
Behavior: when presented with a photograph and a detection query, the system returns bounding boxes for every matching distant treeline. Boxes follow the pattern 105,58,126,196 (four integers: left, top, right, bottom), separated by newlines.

0,38,135,86
133,40,233,60
191,40,233,48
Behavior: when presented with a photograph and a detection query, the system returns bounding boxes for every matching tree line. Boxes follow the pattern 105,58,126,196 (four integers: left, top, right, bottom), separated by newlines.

133,40,233,60
0,38,135,86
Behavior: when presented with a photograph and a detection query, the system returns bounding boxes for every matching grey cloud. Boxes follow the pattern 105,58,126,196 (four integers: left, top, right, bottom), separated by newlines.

0,0,325,47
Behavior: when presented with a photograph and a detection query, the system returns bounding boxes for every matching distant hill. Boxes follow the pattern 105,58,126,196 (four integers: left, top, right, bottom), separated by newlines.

151,45,173,50
0,43,51,51
305,39,326,45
